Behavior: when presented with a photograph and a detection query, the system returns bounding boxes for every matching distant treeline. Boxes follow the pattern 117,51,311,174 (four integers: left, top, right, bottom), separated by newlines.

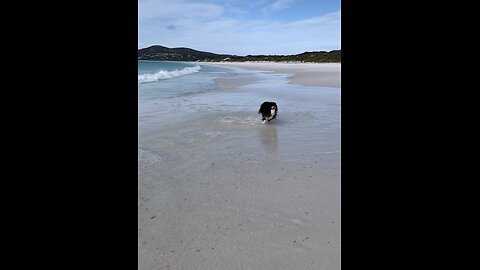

138,45,340,63
234,50,340,63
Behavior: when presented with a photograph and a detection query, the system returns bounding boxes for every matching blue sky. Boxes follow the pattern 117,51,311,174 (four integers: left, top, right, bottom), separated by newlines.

138,0,340,55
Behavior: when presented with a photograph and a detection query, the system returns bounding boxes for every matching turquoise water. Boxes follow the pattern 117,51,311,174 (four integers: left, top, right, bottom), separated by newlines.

138,61,202,83
137,60,226,98
138,61,193,75
138,61,234,127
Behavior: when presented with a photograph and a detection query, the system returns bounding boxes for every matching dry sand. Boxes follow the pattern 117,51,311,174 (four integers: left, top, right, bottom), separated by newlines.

205,62,341,88
138,62,340,270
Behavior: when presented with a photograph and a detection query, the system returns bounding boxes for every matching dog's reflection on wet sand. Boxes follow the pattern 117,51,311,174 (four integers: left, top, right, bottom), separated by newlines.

259,124,278,154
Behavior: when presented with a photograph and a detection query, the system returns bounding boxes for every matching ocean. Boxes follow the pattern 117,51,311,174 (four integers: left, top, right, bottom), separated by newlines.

138,61,233,127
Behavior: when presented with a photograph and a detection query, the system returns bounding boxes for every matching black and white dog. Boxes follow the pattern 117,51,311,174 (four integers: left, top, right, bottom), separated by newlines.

258,101,278,123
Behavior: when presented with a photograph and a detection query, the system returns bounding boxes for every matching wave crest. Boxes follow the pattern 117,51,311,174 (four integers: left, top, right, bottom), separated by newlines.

138,65,201,83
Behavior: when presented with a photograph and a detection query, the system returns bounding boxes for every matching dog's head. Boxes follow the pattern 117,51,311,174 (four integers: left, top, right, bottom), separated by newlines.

259,101,278,121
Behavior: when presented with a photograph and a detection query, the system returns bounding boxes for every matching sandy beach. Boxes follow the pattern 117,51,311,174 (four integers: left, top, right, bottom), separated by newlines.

138,62,340,270
204,62,341,88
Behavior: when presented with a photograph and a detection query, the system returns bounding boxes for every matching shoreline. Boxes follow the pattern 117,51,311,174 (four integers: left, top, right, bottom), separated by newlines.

201,62,341,88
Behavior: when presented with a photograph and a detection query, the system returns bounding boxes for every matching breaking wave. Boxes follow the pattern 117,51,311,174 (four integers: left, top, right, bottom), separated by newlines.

138,65,201,83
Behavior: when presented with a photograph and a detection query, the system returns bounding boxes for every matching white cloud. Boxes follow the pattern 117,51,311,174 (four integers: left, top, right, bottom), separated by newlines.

271,0,296,10
138,0,224,22
261,0,296,12
138,0,340,55
286,10,340,28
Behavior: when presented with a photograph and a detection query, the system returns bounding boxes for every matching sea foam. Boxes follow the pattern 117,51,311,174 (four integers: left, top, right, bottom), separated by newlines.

138,65,201,83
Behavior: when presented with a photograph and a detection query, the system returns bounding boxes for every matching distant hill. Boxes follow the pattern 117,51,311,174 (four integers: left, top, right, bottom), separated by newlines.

138,45,340,63
137,45,234,61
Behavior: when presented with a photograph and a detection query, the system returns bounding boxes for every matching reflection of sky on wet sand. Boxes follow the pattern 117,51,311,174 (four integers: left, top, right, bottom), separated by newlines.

259,124,278,154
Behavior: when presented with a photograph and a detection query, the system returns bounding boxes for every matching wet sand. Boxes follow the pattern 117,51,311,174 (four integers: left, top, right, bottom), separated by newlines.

138,63,341,270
